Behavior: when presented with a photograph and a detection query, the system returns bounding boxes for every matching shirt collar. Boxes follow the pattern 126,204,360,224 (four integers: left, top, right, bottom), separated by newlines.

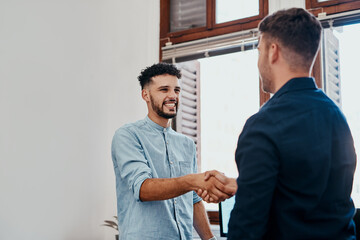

273,77,317,99
145,116,172,132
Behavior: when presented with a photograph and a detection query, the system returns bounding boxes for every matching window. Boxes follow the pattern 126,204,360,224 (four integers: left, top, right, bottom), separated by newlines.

174,49,260,212
160,0,268,47
216,0,259,24
167,33,270,186
170,0,206,32
199,50,259,180
306,0,360,17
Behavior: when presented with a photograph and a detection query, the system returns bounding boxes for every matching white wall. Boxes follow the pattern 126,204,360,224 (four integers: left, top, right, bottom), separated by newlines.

0,0,159,239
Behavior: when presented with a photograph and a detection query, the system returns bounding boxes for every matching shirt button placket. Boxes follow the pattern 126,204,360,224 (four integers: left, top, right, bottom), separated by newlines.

164,129,174,177
165,132,174,168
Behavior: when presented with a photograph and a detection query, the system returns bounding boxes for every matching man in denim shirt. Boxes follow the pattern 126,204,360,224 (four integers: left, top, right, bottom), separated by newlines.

111,63,235,240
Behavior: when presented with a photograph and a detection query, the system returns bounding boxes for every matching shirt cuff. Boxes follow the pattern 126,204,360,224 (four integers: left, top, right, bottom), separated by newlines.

193,191,202,204
133,172,152,201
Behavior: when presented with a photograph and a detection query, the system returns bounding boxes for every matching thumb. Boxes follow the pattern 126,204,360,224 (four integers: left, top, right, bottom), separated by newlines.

204,171,211,181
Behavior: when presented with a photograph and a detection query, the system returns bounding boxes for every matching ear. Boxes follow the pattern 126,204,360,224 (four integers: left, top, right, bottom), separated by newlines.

142,89,150,102
269,43,279,64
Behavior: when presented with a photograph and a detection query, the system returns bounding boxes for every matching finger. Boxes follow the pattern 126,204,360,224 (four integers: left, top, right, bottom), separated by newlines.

204,171,211,181
201,190,208,199
196,189,203,196
204,170,221,180
209,197,220,203
213,178,236,196
205,178,228,199
203,193,210,202
209,188,228,202
223,185,237,196
212,178,231,194
211,184,233,201
222,178,237,196
214,172,228,184
208,192,220,202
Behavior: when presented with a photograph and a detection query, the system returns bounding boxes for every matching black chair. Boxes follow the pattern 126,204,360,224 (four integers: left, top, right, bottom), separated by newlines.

354,208,360,239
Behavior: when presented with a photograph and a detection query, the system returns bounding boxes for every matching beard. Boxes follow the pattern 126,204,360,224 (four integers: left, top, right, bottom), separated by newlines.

150,95,178,119
259,55,274,93
260,71,273,93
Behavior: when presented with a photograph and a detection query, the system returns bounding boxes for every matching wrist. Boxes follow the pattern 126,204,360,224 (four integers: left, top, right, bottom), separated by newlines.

184,173,203,191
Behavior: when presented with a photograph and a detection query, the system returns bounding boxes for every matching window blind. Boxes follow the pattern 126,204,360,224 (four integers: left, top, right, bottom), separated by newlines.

162,29,259,63
170,0,206,32
322,28,342,108
174,61,201,170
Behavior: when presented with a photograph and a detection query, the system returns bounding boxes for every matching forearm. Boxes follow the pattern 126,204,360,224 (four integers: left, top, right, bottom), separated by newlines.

139,174,199,201
193,201,214,240
140,172,232,202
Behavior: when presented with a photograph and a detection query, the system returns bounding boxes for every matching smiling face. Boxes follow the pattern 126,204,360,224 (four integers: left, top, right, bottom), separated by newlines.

142,74,181,126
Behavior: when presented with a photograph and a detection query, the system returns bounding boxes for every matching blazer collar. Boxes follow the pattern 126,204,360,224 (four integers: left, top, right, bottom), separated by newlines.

273,77,317,99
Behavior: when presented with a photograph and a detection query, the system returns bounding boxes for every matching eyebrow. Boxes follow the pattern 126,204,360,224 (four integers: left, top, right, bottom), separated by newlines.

157,86,181,90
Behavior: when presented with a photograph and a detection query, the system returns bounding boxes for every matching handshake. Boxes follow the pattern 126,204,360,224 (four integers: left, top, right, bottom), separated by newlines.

194,170,237,203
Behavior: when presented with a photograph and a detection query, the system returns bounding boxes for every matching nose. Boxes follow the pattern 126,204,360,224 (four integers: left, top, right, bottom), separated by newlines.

168,89,178,99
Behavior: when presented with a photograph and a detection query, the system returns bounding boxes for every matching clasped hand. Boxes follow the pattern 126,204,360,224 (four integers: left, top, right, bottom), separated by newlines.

196,170,237,203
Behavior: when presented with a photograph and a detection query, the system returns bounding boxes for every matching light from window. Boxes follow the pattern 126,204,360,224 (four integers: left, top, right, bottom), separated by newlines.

216,0,259,24
333,24,360,208
199,49,259,210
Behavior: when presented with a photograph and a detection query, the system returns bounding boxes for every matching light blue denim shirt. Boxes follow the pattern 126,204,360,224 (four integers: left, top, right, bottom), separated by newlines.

111,116,202,240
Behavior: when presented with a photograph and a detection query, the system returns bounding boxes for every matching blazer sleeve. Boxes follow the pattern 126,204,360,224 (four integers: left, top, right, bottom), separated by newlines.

228,115,280,240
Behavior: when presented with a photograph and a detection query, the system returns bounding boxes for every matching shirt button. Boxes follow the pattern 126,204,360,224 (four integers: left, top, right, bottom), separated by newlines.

166,141,169,144
174,199,177,204
170,161,173,164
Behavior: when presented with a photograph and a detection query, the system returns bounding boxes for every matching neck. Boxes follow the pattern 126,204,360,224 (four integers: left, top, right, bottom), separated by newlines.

147,112,171,128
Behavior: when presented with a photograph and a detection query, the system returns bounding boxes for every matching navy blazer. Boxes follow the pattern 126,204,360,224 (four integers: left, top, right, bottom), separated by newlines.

228,78,356,240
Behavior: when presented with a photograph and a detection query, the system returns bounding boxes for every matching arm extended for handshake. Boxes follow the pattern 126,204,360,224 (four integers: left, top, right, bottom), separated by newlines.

139,170,237,240
139,171,236,202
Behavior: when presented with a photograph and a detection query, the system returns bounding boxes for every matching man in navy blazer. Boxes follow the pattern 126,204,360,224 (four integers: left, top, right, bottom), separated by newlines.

227,8,357,239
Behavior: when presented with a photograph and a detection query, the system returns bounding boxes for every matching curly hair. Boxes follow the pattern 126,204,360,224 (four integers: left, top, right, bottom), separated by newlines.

137,63,182,89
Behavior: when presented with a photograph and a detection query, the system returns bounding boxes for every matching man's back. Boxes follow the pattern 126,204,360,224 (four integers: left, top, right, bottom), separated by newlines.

228,78,356,239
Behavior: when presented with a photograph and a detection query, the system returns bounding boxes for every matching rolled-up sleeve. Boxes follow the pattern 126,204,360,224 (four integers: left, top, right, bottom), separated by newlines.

112,128,152,201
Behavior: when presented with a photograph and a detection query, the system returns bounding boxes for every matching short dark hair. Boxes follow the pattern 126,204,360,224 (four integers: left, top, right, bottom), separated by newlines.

259,8,322,69
137,63,182,89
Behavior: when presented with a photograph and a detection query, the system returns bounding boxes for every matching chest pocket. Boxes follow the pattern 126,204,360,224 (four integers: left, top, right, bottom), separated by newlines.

179,161,192,176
